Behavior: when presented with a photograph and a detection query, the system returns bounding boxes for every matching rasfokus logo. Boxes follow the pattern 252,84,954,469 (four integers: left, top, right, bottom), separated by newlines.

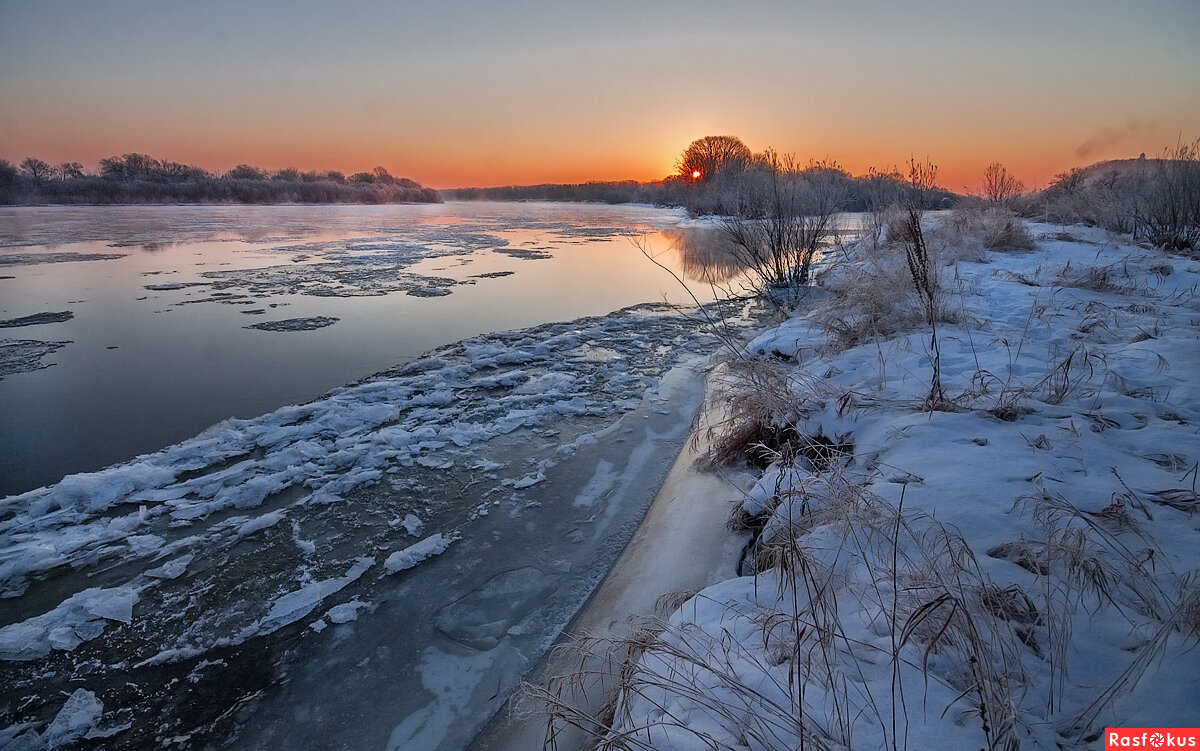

1106,729,1200,748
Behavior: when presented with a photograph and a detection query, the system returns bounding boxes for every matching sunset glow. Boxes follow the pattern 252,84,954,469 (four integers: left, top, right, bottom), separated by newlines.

2,1,1198,190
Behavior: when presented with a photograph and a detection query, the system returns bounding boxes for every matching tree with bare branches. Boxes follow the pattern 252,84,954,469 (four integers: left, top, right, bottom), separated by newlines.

678,135,751,183
982,162,1024,206
19,157,52,181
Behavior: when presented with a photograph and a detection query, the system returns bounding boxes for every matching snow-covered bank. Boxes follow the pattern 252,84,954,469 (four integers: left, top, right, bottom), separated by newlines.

581,221,1200,749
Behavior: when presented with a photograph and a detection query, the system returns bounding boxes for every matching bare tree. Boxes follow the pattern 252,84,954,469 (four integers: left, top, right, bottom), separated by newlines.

226,164,268,180
678,135,752,182
19,157,52,181
982,162,1024,206
54,162,85,181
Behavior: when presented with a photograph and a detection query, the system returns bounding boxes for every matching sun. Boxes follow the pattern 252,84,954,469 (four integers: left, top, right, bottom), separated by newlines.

692,170,701,179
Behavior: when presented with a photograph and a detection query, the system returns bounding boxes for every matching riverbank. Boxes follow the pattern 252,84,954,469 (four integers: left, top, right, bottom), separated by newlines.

533,215,1200,749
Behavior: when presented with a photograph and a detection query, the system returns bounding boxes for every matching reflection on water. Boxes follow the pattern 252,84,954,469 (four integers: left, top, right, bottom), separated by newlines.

664,213,867,287
663,227,747,285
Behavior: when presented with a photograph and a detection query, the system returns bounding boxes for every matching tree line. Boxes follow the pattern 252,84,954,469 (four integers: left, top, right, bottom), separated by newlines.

446,138,957,216
0,154,440,205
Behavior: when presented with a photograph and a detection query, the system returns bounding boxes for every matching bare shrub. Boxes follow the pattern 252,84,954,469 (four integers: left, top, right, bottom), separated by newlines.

1053,258,1146,295
814,254,925,349
720,152,846,304
1137,137,1200,251
861,166,904,251
901,158,946,406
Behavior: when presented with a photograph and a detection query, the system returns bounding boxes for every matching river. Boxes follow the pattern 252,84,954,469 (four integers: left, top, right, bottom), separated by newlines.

0,202,769,749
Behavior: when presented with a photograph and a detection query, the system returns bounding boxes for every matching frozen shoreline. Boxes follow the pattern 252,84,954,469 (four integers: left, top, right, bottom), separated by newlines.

470,365,754,751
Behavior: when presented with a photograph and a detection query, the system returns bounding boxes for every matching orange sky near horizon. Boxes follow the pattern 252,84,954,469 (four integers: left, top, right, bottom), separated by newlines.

2,1,1198,193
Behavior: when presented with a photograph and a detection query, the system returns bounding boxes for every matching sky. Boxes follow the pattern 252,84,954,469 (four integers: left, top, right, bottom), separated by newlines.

2,0,1198,191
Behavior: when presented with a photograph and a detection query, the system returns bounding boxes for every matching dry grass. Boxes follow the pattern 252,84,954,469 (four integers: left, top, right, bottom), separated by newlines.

1052,257,1147,295
524,461,1200,750
934,207,1038,253
697,358,832,470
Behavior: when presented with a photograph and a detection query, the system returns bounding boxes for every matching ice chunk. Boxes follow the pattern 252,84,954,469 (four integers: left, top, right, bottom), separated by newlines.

241,556,373,639
42,689,103,748
84,588,137,624
326,600,372,624
125,534,165,553
0,586,139,660
383,533,457,575
0,311,74,328
400,513,423,536
237,509,286,537
145,553,194,580
512,371,576,395
506,472,545,489
244,316,339,332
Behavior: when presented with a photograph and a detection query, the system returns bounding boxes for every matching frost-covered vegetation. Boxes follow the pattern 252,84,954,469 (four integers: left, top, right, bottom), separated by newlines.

1023,138,1200,253
536,206,1200,748
0,154,440,205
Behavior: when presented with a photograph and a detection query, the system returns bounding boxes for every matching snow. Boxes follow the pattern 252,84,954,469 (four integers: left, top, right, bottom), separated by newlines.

383,533,457,575
609,223,1200,749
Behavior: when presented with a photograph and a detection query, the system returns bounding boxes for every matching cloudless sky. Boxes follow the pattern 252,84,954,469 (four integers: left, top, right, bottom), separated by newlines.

2,0,1198,189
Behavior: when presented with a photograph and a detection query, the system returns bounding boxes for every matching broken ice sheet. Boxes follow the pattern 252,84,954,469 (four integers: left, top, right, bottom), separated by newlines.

245,316,340,332
0,339,70,379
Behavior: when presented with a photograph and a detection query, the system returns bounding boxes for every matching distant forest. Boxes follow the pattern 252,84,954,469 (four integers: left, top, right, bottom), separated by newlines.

446,172,958,214
0,148,963,212
0,154,441,205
